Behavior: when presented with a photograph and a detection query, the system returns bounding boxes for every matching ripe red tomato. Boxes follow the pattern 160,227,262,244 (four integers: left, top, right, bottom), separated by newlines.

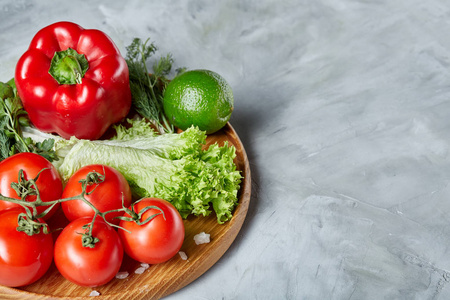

61,164,132,225
54,217,123,287
0,208,53,287
0,152,62,219
118,198,185,264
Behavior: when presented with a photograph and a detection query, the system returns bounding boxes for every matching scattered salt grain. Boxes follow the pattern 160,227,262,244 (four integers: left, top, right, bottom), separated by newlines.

178,251,188,260
135,263,150,274
89,290,100,297
194,232,210,245
115,271,129,279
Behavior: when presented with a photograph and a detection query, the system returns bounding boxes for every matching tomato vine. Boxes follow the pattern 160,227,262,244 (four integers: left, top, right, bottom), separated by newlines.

0,168,164,246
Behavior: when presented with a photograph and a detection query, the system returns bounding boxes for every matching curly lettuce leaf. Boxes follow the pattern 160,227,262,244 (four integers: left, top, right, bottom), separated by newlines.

112,118,157,140
54,126,241,223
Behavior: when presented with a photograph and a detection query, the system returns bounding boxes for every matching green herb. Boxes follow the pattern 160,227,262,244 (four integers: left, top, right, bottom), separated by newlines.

0,79,58,162
125,38,183,134
28,138,59,162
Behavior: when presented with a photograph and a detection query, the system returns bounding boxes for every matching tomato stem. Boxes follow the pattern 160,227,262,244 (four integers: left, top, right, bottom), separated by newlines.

80,219,100,248
16,213,49,236
116,197,165,225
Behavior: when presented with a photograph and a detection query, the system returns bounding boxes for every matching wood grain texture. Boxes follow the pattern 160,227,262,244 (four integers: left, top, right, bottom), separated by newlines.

0,122,251,299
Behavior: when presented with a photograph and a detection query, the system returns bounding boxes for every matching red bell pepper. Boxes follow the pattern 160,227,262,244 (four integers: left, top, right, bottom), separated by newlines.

15,21,131,140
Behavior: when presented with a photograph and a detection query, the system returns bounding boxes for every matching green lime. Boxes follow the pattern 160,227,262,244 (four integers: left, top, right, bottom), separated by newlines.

163,69,234,134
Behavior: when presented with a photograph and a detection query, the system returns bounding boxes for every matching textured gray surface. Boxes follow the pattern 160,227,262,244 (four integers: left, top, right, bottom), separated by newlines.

1,1,450,299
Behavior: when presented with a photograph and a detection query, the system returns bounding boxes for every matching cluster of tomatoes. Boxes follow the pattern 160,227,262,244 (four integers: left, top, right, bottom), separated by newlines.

0,152,185,288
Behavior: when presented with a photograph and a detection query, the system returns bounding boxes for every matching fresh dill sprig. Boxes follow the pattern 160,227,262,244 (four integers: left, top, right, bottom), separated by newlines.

125,38,177,134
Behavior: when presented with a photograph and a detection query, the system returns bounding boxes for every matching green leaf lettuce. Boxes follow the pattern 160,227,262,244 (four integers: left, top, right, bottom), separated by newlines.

54,125,242,224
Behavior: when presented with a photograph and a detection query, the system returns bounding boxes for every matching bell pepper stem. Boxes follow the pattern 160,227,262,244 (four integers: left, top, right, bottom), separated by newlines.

49,48,89,85
62,55,83,84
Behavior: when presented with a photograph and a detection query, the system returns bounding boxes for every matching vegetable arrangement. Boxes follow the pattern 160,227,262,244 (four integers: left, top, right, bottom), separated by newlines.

0,21,241,289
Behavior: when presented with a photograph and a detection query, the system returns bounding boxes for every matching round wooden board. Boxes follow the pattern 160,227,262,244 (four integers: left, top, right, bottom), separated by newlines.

0,122,251,300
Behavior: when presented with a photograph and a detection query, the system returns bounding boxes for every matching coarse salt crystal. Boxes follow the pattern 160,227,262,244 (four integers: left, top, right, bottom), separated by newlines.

178,251,188,260
89,290,100,297
135,263,150,274
115,271,129,279
194,232,210,245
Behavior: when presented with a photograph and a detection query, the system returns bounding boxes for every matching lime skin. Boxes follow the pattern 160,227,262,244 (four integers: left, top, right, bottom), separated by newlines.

163,69,234,134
